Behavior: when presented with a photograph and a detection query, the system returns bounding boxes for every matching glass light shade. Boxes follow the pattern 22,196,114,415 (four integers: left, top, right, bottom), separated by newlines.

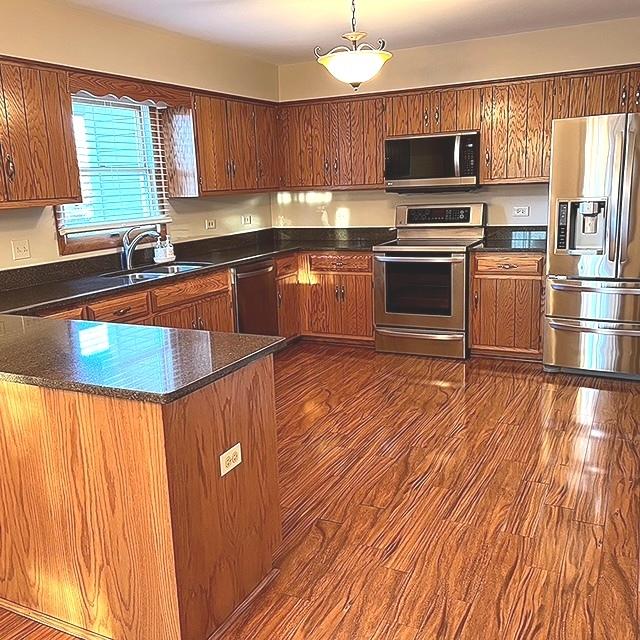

317,49,392,88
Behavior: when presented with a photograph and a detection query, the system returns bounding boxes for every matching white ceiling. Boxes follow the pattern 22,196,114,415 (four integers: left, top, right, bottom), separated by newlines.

66,0,640,64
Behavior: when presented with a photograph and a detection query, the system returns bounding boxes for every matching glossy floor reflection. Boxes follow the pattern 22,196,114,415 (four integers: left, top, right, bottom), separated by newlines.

1,343,638,639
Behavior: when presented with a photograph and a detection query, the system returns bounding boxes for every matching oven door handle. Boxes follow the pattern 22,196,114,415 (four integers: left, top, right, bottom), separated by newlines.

376,328,463,341
374,255,465,264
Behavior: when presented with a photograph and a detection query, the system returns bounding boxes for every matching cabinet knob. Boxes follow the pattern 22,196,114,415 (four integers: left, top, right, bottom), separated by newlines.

474,291,479,309
498,263,517,270
277,291,283,307
334,285,340,301
5,155,15,181
340,285,346,302
113,306,132,317
485,150,491,166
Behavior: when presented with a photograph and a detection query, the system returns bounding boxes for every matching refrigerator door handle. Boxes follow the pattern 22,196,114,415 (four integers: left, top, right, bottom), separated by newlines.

608,129,626,263
619,126,637,264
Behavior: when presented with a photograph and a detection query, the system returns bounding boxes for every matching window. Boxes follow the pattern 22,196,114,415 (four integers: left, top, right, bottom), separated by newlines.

57,94,170,252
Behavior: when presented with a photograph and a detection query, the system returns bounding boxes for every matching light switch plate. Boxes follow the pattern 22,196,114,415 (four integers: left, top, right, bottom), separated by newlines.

513,206,530,218
11,239,31,260
205,219,217,230
241,215,252,225
220,443,242,476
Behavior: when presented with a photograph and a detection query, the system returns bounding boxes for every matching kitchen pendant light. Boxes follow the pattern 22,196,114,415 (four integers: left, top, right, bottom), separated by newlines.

314,0,392,91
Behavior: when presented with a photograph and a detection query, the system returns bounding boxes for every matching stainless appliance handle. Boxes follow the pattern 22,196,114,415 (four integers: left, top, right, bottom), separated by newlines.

234,265,274,279
548,319,640,338
374,255,465,264
453,135,461,177
376,328,462,341
550,281,640,295
608,130,626,262
619,126,637,263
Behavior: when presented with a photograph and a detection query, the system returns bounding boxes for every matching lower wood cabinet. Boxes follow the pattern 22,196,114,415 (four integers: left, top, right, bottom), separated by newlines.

304,255,373,340
153,291,234,331
470,252,545,359
276,273,300,338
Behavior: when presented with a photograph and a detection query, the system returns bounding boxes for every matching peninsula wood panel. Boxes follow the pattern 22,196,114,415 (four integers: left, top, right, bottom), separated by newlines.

0,382,182,639
194,95,231,193
162,356,280,640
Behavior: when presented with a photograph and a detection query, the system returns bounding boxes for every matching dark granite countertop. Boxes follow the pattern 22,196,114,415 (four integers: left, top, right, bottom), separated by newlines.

0,240,378,315
0,314,284,403
473,226,547,253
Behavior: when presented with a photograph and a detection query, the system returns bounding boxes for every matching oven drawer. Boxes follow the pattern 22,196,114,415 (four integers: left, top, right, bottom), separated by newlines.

309,253,372,273
474,253,544,275
544,317,640,378
376,327,466,359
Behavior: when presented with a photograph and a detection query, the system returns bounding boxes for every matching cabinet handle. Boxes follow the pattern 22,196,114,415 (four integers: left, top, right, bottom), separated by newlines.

340,285,346,302
334,285,340,301
621,85,628,104
474,291,479,310
257,160,263,179
277,291,282,307
191,320,197,329
434,107,440,124
498,263,518,270
424,109,429,129
636,85,640,107
231,160,237,177
333,159,338,174
324,159,330,173
485,150,491,167
113,306,132,317
5,155,15,181
198,317,205,330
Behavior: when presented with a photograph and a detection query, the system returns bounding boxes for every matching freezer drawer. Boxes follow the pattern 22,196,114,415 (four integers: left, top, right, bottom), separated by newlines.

543,316,640,378
375,327,466,359
547,278,640,323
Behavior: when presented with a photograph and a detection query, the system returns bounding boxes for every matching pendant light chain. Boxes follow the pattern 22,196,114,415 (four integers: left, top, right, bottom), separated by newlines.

351,0,357,33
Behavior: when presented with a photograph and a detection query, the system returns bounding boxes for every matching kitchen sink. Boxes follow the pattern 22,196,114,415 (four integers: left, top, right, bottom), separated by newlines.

100,263,210,279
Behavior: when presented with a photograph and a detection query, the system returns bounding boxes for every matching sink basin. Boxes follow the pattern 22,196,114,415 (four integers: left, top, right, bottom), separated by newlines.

100,263,209,280
140,263,209,275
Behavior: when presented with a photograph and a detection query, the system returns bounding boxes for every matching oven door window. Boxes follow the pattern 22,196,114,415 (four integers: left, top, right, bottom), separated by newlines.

385,261,452,316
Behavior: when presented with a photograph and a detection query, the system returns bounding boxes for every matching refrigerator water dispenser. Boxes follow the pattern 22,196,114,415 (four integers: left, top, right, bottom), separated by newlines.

556,199,607,253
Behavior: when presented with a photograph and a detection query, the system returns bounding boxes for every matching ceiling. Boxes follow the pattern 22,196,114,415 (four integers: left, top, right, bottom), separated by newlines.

65,0,640,64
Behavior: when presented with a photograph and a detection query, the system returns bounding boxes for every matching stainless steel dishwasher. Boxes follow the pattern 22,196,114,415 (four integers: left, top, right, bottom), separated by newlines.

231,259,279,336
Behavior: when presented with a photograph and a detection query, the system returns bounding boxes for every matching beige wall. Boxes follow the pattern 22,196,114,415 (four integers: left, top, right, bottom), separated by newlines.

271,186,550,230
0,0,278,100
278,17,640,101
0,197,272,270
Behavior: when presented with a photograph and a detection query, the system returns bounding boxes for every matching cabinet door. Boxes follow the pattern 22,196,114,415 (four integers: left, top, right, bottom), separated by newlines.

226,100,257,190
197,291,235,332
456,87,482,131
153,304,197,330
438,89,458,132
335,101,352,186
471,276,542,356
254,104,277,189
602,71,630,114
275,106,291,188
277,274,300,338
422,90,439,134
384,94,409,136
0,64,80,204
311,102,328,187
629,70,640,114
307,273,341,335
352,98,384,186
340,274,373,338
194,95,231,192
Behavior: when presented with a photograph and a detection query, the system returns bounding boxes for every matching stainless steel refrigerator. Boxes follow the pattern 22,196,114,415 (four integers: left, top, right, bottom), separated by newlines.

544,113,640,378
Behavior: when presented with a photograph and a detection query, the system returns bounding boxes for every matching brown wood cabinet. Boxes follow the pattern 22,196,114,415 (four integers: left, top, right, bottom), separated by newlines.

0,63,80,209
304,253,373,340
254,104,278,189
276,274,300,339
470,252,545,359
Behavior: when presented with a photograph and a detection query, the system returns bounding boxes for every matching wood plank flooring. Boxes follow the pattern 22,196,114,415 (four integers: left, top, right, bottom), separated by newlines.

1,343,638,639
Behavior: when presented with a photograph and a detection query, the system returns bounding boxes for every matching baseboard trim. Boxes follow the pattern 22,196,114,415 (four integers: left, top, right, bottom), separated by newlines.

207,568,279,640
300,334,375,348
0,596,110,640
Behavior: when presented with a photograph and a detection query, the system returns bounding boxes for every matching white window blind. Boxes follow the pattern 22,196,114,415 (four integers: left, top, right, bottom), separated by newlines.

58,95,171,235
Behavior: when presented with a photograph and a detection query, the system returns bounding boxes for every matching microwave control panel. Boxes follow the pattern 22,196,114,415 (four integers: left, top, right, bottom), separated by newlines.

406,207,471,224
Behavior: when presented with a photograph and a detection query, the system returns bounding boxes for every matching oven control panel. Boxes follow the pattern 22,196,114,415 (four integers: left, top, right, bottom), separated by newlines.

406,207,471,224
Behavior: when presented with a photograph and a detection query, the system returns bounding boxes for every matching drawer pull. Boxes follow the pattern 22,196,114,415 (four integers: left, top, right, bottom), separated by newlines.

113,306,132,316
498,263,518,270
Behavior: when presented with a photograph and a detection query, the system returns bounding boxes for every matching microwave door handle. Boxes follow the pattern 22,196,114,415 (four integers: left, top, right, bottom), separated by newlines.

608,129,626,262
454,135,461,178
619,125,637,264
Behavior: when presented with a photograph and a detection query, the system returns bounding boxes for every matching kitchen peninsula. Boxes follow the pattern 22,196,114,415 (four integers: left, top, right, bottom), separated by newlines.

0,314,284,640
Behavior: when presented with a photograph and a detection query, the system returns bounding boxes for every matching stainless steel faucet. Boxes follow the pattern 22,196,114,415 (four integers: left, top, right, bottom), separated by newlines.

122,226,161,271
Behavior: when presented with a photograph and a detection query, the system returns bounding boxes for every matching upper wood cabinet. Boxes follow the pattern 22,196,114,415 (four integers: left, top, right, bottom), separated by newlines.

0,63,80,209
226,99,258,190
254,105,278,189
194,95,232,192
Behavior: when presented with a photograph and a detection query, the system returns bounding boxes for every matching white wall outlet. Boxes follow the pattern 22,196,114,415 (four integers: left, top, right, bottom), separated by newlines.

220,443,242,477
11,239,31,260
513,206,530,218
204,219,217,230
241,215,252,225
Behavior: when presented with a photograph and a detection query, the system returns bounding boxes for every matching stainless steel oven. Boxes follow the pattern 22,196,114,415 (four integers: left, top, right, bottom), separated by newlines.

373,203,486,359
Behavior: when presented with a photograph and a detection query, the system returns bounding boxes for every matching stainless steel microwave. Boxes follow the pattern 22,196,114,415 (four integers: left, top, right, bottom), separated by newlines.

384,132,480,192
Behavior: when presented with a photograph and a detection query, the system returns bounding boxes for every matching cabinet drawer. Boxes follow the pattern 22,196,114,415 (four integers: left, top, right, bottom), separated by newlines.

474,253,544,275
276,253,298,278
41,306,86,320
87,291,150,322
309,253,372,273
151,270,230,311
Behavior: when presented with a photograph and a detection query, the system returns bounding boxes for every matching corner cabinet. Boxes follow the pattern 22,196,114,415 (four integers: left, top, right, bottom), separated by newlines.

470,252,545,360
302,252,374,341
0,63,80,209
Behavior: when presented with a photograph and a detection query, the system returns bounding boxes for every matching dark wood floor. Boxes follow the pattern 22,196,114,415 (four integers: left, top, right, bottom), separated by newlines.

2,343,639,638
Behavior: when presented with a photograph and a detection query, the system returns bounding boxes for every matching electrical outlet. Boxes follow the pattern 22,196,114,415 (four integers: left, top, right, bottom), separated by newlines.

241,215,252,225
513,206,530,218
220,443,242,477
11,239,31,260
204,219,217,230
